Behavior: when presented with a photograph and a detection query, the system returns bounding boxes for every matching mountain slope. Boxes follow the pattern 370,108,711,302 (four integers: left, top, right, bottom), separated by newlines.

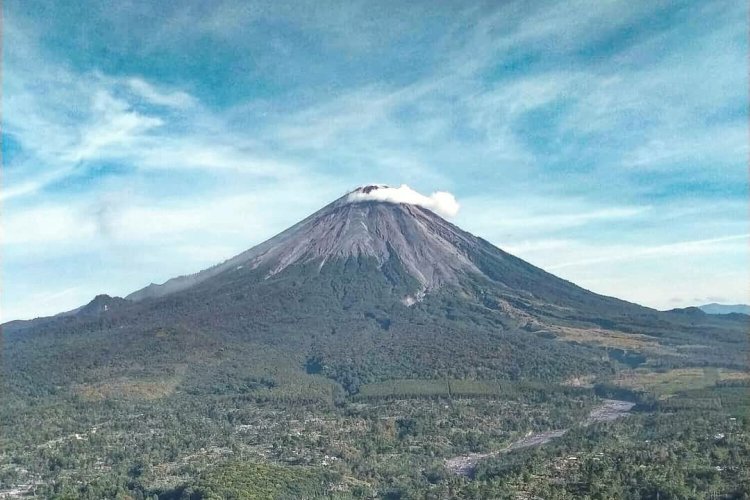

699,303,750,315
126,193,481,302
3,185,748,397
125,186,643,317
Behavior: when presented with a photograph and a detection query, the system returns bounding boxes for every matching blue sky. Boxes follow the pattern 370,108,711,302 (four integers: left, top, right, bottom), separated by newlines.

2,0,748,320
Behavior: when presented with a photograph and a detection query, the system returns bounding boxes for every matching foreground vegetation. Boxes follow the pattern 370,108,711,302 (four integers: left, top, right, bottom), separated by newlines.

2,259,748,498
2,372,748,499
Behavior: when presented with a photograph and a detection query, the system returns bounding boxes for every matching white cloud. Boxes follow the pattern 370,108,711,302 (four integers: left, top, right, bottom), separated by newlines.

545,234,750,271
1,205,96,245
498,234,750,310
70,90,164,163
490,206,650,232
347,184,460,218
457,196,652,242
134,140,298,176
621,124,748,169
3,61,303,200
1,286,89,322
127,77,197,108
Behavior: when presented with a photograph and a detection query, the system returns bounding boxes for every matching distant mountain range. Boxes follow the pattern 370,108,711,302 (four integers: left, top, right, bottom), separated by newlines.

698,303,750,316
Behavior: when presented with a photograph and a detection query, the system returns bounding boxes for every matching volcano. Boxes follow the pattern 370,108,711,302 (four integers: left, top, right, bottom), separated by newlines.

126,185,635,315
3,185,747,397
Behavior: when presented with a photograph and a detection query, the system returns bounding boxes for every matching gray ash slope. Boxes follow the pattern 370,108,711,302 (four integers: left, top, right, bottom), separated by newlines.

126,185,639,316
127,186,482,302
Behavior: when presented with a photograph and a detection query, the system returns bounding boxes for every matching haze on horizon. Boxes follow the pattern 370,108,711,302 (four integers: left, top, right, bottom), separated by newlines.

2,0,748,321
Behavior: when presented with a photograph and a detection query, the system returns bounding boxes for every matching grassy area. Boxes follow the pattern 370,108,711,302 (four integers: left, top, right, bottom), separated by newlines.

355,379,581,401
356,378,517,399
356,379,450,399
183,462,339,500
614,367,750,396
74,377,181,401
552,325,666,352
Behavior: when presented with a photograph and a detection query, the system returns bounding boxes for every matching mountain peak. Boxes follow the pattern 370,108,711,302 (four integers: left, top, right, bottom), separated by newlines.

351,184,390,194
124,185,620,316
343,184,460,218
54,294,129,318
127,189,474,302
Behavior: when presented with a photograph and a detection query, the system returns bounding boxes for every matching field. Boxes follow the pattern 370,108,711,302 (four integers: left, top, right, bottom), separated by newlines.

614,367,750,397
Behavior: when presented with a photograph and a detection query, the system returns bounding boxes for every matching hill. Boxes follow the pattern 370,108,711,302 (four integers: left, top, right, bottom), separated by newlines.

699,303,750,315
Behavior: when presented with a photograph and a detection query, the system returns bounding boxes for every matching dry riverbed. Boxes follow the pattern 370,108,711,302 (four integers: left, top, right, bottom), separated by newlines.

445,399,635,476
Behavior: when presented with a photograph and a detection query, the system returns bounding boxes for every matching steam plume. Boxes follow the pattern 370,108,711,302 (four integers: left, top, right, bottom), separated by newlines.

347,184,460,218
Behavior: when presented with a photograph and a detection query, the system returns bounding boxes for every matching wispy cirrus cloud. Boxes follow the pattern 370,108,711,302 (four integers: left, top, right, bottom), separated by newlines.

545,234,750,271
461,202,652,234
1,52,306,203
127,77,197,109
